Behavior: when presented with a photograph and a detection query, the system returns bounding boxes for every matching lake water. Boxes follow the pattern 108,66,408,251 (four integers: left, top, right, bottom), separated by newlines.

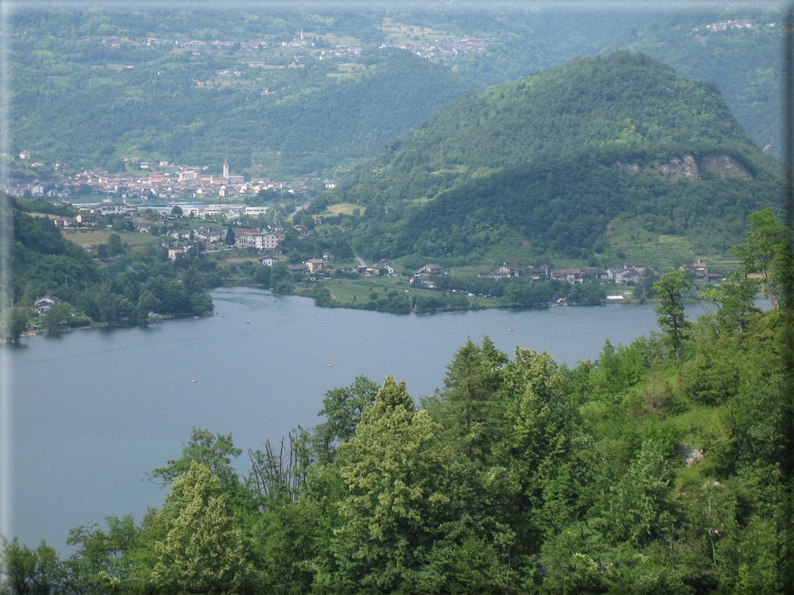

5,287,719,551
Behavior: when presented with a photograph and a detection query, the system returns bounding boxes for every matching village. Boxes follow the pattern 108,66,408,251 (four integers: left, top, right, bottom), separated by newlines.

64,30,490,62
46,190,721,295
5,152,322,203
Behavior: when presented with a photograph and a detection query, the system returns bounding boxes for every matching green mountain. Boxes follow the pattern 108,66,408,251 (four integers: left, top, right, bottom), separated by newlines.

619,7,783,158
8,7,781,181
9,14,475,177
326,52,779,267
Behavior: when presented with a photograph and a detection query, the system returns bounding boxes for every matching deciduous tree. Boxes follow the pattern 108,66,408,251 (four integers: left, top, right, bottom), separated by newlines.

150,462,250,594
653,270,691,361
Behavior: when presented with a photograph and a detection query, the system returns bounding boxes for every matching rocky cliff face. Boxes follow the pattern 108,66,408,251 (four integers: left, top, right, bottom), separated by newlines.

616,154,753,181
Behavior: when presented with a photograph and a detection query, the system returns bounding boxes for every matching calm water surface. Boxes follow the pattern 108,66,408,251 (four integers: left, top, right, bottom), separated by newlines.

8,287,717,550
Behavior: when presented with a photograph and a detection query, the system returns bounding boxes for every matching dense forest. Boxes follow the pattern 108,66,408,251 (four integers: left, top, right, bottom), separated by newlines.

2,210,793,593
327,52,780,265
0,195,215,341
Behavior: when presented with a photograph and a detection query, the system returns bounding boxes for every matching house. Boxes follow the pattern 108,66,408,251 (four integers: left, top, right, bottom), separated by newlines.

260,255,279,266
75,213,98,227
193,227,226,243
415,264,444,277
168,246,188,260
373,260,395,276
33,295,60,315
287,263,308,274
306,259,326,273
253,233,280,251
97,202,128,215
582,268,609,282
687,260,709,278
478,264,521,279
234,229,259,248
53,217,77,229
529,265,552,280
550,269,583,284
612,267,642,285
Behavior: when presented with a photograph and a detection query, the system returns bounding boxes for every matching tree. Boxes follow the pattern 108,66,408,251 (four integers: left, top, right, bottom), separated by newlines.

1,537,66,595
493,348,580,546
732,208,788,308
1,307,29,343
149,428,242,488
107,232,124,257
224,226,236,246
653,270,691,361
65,515,140,593
97,283,117,324
170,205,183,217
328,377,457,591
42,301,72,333
313,375,379,463
431,336,507,461
700,276,760,336
149,462,250,594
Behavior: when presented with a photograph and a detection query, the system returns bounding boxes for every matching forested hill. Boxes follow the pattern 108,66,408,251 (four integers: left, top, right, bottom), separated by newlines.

324,52,780,266
332,51,759,206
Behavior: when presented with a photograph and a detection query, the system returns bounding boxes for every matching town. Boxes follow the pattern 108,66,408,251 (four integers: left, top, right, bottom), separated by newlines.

5,154,321,203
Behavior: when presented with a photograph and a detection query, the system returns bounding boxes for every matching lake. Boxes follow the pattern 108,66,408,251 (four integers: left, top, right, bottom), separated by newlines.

5,287,719,551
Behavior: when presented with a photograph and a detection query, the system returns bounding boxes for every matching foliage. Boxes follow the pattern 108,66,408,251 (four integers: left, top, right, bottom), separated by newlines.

149,428,242,488
653,270,692,361
313,375,379,463
9,279,791,592
731,207,789,308
149,462,250,594
41,301,72,334
3,196,215,330
0,538,66,595
331,52,778,265
0,307,29,343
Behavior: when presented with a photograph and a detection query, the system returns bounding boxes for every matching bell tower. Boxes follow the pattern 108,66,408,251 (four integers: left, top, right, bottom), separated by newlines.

223,156,229,179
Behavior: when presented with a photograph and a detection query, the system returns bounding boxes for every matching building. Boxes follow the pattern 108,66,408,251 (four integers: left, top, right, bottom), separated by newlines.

33,295,61,315
478,264,521,279
414,264,444,277
306,259,326,273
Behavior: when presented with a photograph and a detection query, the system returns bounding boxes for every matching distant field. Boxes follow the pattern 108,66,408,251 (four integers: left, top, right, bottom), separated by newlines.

327,64,372,79
223,256,260,265
61,229,159,248
322,203,361,216
379,18,458,44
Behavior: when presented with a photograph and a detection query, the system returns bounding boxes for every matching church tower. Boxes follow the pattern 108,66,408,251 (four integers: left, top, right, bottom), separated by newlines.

223,156,229,179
